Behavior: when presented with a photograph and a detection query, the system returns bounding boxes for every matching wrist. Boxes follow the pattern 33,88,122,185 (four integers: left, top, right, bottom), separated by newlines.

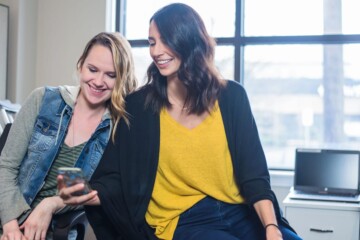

43,196,65,213
265,223,279,231
265,223,283,239
3,219,20,231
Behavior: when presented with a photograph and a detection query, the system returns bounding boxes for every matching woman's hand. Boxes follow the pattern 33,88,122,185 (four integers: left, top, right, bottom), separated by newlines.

253,199,283,240
19,196,61,240
266,225,283,240
1,220,27,240
57,175,100,206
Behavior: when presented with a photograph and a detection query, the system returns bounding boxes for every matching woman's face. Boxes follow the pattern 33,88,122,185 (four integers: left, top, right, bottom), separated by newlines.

148,21,181,80
79,44,116,107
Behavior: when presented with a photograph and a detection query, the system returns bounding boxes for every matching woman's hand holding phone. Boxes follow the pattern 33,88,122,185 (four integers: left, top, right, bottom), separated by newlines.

57,167,100,206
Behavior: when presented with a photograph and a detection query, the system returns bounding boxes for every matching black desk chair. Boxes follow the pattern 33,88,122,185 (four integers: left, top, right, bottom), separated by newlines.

52,210,88,240
0,123,11,153
0,123,89,240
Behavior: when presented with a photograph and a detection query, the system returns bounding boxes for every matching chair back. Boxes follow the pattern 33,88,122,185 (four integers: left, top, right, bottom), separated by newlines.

0,108,10,128
0,123,11,155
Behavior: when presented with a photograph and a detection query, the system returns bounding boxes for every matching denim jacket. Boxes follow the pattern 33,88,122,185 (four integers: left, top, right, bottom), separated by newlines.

0,86,111,225
18,87,111,204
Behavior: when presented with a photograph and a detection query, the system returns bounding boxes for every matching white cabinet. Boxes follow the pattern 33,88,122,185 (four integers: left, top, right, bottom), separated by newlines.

283,195,360,240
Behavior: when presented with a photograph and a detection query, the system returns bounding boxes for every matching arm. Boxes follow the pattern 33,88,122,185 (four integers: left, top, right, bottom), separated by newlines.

254,199,283,240
0,88,45,236
83,131,124,240
221,82,284,239
220,82,273,203
83,89,158,239
55,126,123,239
19,196,65,240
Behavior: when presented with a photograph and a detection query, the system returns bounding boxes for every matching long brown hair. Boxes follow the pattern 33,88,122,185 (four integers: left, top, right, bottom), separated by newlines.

145,3,225,114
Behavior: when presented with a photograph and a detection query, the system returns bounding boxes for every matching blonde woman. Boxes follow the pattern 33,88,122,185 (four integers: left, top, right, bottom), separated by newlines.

0,32,137,240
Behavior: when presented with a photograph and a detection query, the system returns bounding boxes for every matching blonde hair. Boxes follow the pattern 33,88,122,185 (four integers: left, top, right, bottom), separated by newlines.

77,32,137,142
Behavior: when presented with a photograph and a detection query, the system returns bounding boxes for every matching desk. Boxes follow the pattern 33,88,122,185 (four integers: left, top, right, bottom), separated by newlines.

283,195,360,240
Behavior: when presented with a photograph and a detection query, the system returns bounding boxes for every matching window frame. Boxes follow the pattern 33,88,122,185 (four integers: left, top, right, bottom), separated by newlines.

115,0,360,170
116,0,360,83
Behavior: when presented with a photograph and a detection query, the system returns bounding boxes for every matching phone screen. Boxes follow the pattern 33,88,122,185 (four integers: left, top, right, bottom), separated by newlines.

58,167,92,196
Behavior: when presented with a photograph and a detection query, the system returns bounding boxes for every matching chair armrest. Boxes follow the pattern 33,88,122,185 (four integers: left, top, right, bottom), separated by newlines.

52,210,88,240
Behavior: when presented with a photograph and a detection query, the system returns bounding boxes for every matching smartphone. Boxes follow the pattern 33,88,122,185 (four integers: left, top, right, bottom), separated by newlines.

58,167,92,196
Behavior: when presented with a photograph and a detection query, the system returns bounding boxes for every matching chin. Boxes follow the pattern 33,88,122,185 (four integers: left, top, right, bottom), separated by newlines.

88,96,108,106
159,70,177,78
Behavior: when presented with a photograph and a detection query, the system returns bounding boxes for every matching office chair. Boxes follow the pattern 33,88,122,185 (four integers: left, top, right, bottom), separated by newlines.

0,107,15,135
0,123,11,153
0,123,89,240
0,108,10,131
52,210,88,240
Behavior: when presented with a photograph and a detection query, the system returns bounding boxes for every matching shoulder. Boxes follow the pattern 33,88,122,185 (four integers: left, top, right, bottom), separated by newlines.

23,87,46,106
34,86,78,107
125,85,152,110
121,85,158,127
39,86,63,103
41,86,63,96
12,87,46,131
218,80,253,122
58,85,79,106
223,80,245,93
126,85,151,100
30,86,46,97
219,80,247,103
36,86,61,100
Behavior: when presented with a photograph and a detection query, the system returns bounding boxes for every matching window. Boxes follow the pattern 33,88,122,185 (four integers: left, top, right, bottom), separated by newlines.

116,0,360,170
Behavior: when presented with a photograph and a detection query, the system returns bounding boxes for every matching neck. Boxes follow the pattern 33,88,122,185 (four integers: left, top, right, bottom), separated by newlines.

167,78,187,105
75,95,106,119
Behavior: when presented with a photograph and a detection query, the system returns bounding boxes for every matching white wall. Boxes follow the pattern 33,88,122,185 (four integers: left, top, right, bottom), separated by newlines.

0,0,21,103
0,0,114,104
35,0,113,90
0,4,9,100
17,0,38,103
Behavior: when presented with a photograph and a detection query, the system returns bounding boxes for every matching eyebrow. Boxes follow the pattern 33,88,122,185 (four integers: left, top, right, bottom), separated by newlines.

87,63,97,68
88,64,115,73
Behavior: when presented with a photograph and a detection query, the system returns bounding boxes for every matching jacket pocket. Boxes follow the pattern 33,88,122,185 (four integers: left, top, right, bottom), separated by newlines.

28,119,58,152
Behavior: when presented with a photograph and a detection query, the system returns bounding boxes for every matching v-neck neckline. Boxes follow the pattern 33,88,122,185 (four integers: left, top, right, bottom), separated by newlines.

161,101,218,132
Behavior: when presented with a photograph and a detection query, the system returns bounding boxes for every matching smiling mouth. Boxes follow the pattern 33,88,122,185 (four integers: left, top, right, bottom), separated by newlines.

89,85,106,93
156,59,172,65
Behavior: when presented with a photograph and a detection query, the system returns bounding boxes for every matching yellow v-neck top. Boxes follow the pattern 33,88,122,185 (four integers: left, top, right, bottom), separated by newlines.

145,102,244,240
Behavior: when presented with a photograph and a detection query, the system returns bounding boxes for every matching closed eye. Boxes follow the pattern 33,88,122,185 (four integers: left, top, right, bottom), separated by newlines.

106,72,116,79
148,38,155,46
88,66,98,73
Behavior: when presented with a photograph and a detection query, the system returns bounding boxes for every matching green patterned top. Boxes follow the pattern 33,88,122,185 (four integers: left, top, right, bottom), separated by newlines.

31,142,86,207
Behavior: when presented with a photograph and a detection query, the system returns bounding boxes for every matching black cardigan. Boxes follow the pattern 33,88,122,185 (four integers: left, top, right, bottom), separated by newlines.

86,80,293,239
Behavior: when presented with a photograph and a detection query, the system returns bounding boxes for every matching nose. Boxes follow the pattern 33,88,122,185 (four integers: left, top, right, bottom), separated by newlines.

150,42,164,58
93,73,105,86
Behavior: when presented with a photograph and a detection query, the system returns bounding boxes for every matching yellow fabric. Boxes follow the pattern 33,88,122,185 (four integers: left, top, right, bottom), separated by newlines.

145,102,244,240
